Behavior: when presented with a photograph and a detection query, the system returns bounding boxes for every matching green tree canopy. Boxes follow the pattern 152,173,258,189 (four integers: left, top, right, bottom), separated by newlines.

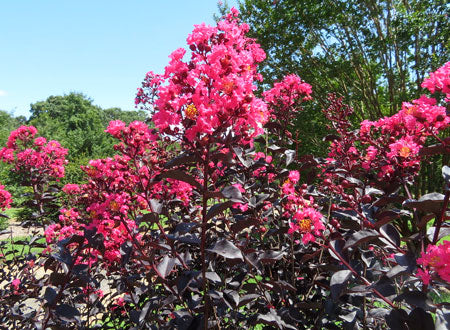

223,0,449,120
28,93,148,183
29,93,147,160
0,110,25,145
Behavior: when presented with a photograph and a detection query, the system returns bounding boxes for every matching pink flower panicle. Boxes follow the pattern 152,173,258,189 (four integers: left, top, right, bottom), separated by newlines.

136,9,269,145
0,126,68,180
421,61,450,100
0,184,12,210
46,121,194,266
263,74,312,108
281,171,324,244
417,241,450,285
324,63,449,188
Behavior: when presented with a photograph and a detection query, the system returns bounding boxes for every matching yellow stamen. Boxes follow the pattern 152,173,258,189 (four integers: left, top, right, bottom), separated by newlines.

87,167,97,176
223,81,235,95
405,105,417,116
298,219,312,233
110,200,120,212
429,256,440,267
185,104,198,120
399,146,411,158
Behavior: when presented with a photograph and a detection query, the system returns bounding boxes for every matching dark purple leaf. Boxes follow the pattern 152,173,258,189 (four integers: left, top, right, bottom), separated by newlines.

221,185,244,203
364,187,384,196
374,210,400,228
361,250,375,267
369,276,396,297
84,229,105,252
427,226,450,242
285,149,296,166
120,241,133,266
330,270,352,301
175,222,198,234
238,294,259,307
436,306,450,330
224,289,240,307
373,194,407,207
403,193,445,214
55,304,80,323
386,309,409,330
139,212,159,224
394,252,416,272
44,287,57,304
332,210,360,224
259,250,285,263
177,271,199,294
271,280,296,292
407,308,434,330
139,301,151,324
156,256,176,279
380,224,401,248
323,134,341,142
164,152,200,168
52,249,72,266
206,201,233,220
205,272,221,284
207,239,243,260
73,264,88,276
179,234,201,245
159,170,201,190
230,217,259,233
149,199,163,214
346,177,363,187
394,291,433,311
368,308,389,318
339,310,357,323
329,239,349,262
232,146,251,167
443,166,450,185
257,309,297,330
344,229,379,249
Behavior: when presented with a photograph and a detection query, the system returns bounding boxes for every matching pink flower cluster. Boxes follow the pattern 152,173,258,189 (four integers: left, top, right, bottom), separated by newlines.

6,125,37,149
0,184,12,210
46,120,194,265
11,278,20,294
263,74,312,109
358,93,448,179
136,8,269,145
0,126,68,181
325,63,449,187
421,61,450,100
417,241,450,285
282,170,324,244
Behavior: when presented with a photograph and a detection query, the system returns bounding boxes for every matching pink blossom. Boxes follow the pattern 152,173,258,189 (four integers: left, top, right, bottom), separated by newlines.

11,278,20,290
288,170,300,184
417,241,450,284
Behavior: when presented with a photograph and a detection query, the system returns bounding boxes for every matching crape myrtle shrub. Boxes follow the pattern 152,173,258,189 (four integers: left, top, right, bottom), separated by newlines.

0,126,68,226
1,9,450,329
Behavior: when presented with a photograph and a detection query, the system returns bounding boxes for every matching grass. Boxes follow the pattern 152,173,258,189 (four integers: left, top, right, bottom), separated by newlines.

431,288,450,304
0,207,24,230
0,235,45,261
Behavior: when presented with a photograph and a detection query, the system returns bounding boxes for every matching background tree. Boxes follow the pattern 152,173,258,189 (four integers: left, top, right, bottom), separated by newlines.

28,93,147,183
223,0,449,119
0,110,25,145
218,0,449,192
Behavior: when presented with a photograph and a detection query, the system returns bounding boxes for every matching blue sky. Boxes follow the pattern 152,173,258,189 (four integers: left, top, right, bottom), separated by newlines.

0,0,237,118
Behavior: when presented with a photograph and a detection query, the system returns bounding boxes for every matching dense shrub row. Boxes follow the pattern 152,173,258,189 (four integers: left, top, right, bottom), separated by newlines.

1,9,449,329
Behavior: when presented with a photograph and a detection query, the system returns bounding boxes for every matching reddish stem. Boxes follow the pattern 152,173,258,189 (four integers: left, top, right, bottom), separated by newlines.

327,243,396,308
